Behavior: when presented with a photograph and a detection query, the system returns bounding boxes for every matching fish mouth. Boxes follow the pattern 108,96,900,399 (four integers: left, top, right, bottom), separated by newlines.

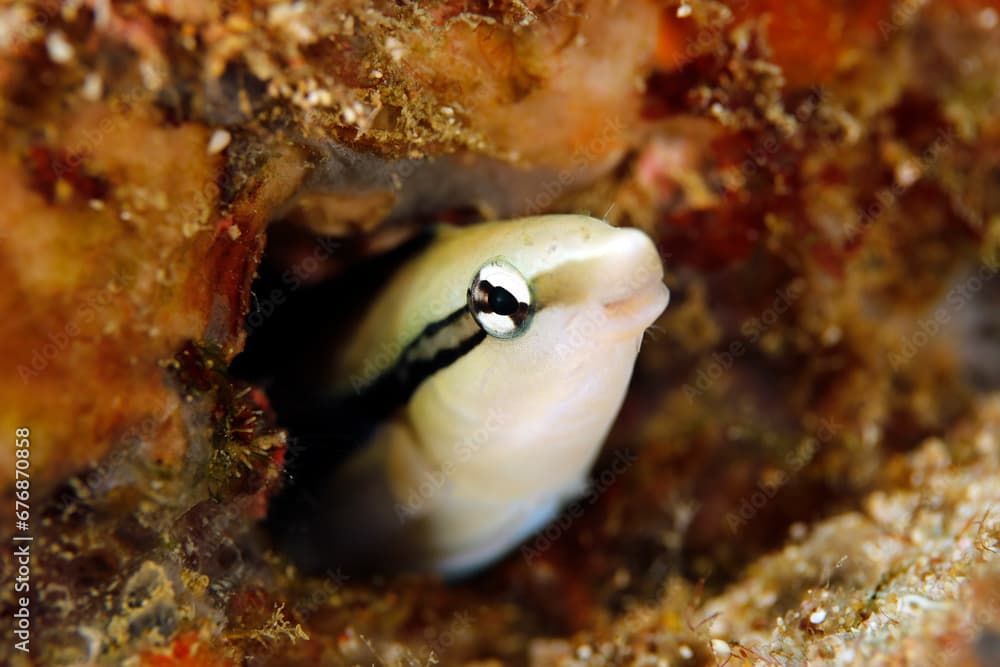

600,281,670,339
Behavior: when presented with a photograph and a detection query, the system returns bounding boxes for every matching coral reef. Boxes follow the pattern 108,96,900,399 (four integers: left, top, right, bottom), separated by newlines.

0,1,998,665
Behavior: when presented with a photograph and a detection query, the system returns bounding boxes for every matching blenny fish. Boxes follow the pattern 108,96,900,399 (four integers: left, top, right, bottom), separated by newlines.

265,214,669,578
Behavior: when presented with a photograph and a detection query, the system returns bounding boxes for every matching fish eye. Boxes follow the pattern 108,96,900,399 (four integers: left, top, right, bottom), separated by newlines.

467,258,534,339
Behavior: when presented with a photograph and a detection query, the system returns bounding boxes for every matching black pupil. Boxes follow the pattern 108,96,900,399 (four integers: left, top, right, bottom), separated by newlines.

488,285,519,315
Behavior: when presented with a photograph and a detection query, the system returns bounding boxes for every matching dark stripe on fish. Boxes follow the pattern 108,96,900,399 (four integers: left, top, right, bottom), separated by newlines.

265,307,486,532
353,307,486,412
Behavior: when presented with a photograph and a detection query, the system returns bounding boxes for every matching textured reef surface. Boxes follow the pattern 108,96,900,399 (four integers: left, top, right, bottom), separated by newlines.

1,1,999,665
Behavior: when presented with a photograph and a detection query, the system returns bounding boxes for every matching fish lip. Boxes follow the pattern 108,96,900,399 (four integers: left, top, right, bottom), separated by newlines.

599,281,670,339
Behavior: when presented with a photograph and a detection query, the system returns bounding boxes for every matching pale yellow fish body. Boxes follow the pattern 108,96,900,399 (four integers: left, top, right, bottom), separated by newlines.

322,215,669,577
